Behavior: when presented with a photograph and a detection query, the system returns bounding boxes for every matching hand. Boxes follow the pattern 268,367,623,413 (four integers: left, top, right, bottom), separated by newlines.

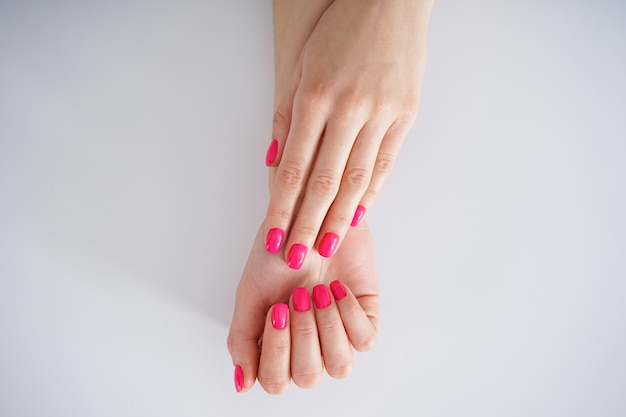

227,221,379,394
264,0,433,269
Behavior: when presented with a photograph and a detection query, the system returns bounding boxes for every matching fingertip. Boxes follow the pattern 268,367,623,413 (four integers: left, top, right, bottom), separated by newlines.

329,279,347,301
265,139,279,166
292,372,322,389
286,244,307,270
265,227,285,254
318,232,339,258
292,287,311,312
326,360,353,380
271,303,289,330
227,333,260,393
351,205,366,227
329,282,379,353
259,303,292,395
234,364,244,393
312,284,331,309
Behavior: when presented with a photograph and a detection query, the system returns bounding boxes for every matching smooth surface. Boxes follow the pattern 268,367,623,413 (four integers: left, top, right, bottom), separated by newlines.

1,1,625,416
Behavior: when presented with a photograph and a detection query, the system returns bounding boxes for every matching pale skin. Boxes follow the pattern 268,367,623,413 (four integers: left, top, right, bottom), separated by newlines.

227,0,434,394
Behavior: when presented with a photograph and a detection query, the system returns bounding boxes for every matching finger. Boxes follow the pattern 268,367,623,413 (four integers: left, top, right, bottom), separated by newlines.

283,115,365,268
314,120,389,257
264,93,327,259
258,303,291,395
359,116,414,211
266,61,301,168
227,284,266,393
289,287,323,388
329,280,379,352
312,284,353,379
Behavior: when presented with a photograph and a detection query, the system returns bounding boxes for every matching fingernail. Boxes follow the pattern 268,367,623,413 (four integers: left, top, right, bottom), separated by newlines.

265,139,278,166
318,232,339,258
292,287,310,312
234,365,244,392
330,280,347,301
312,284,331,309
271,303,289,330
265,228,284,254
287,244,307,270
351,205,366,227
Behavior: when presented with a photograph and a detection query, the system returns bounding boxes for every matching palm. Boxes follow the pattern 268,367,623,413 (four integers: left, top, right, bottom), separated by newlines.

231,221,379,349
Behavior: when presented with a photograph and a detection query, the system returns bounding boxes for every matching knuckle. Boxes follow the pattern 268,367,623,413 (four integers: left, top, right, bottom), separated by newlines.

344,167,371,189
374,152,396,176
326,360,353,380
302,82,332,106
372,100,393,120
332,213,352,228
318,319,343,333
269,342,291,356
226,333,237,355
259,376,290,395
292,325,317,339
336,95,366,119
393,99,419,130
361,188,378,205
292,370,322,389
403,97,420,117
353,333,377,352
267,205,291,225
273,107,289,128
293,223,319,239
277,160,306,189
308,169,340,199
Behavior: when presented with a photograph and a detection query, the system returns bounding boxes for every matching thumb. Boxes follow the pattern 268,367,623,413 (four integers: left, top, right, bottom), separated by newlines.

266,57,301,168
226,280,267,393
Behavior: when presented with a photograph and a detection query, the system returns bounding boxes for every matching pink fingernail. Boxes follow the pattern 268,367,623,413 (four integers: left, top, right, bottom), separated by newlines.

234,365,244,392
271,303,289,329
312,284,331,309
265,139,278,166
287,244,307,270
292,287,310,312
330,280,347,301
351,205,366,227
318,232,339,258
265,228,284,254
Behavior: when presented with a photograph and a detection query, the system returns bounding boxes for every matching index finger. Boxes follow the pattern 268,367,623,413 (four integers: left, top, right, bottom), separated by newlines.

264,96,327,260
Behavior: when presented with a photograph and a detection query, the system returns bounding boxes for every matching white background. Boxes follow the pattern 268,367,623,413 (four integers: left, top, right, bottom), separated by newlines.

1,1,625,416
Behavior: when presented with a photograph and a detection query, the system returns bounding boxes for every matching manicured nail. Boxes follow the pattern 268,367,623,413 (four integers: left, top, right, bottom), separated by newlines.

234,365,244,392
265,139,278,166
292,287,310,312
330,280,347,301
265,228,284,254
318,232,339,258
312,284,331,309
287,244,307,270
271,303,289,330
351,205,366,227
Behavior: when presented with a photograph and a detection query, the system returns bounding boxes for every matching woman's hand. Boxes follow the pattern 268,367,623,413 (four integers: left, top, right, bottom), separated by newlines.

227,222,379,394
264,0,433,269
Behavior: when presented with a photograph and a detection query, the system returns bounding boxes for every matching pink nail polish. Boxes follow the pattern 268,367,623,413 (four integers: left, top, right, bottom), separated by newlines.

287,244,307,270
265,228,284,254
265,139,278,166
312,284,331,309
234,365,244,392
318,232,339,258
292,287,310,312
330,280,347,301
351,205,366,227
271,303,289,330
